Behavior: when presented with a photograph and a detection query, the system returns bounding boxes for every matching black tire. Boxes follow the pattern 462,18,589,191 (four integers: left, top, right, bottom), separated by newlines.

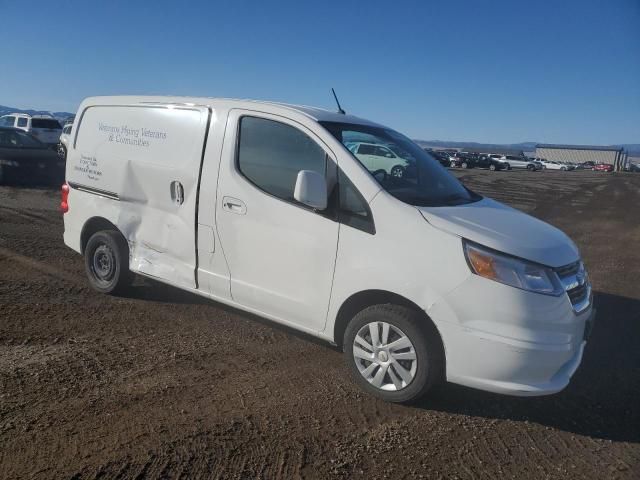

461,162,469,169
489,164,496,171
527,164,534,171
57,143,67,160
450,161,456,168
84,230,132,295
390,165,405,178
505,163,511,170
344,304,443,403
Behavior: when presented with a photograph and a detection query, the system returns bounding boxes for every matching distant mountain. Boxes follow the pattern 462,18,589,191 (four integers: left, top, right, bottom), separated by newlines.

0,105,75,124
415,139,640,156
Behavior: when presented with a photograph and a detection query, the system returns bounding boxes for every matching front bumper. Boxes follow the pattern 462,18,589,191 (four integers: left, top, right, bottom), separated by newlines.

428,274,595,396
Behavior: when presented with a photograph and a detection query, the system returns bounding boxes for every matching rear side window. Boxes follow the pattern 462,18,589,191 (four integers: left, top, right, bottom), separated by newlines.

16,117,28,127
1,116,15,127
32,118,61,129
237,116,327,201
357,144,376,155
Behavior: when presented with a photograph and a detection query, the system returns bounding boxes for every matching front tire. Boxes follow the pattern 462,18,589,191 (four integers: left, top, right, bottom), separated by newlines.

344,304,443,403
489,164,496,171
84,230,132,295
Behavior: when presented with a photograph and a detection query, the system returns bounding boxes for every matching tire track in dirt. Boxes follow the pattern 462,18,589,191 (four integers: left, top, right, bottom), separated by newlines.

1,176,639,479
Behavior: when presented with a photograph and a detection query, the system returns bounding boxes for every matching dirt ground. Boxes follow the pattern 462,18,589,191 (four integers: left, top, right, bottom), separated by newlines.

1,170,639,479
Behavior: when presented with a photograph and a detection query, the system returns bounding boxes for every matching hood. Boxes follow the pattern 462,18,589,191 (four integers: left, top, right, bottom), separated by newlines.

419,198,579,268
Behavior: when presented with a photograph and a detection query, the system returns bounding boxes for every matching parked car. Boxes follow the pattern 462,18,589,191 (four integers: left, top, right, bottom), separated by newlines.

429,150,451,168
0,113,63,145
476,154,507,171
448,152,476,169
0,126,64,184
348,142,411,177
57,123,73,159
578,161,595,170
526,157,545,170
594,163,614,172
62,95,594,403
500,155,540,171
541,160,569,171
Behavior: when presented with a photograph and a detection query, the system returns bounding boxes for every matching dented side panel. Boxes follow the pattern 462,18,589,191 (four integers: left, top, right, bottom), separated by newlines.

66,105,210,289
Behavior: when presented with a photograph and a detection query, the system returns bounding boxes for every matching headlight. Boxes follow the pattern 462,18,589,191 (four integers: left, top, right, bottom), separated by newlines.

463,241,563,296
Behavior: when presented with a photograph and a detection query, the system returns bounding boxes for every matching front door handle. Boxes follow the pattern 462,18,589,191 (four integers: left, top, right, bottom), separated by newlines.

222,196,247,215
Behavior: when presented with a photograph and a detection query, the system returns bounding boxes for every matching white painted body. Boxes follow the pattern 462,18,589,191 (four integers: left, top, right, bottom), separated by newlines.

500,155,540,170
541,160,568,170
63,96,593,397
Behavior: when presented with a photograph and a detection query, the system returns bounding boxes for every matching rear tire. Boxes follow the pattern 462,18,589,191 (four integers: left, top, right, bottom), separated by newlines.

344,304,443,403
461,162,469,169
489,164,496,171
57,143,67,160
390,165,405,178
505,164,511,170
84,230,132,295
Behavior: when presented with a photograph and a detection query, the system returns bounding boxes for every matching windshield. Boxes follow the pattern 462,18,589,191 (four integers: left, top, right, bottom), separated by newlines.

32,118,62,129
320,121,480,207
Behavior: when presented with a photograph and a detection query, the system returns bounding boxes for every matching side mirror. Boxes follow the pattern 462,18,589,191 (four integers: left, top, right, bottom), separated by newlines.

294,170,327,210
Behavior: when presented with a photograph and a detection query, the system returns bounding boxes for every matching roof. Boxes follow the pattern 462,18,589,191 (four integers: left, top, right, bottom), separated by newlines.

536,143,623,152
80,96,382,128
1,113,54,119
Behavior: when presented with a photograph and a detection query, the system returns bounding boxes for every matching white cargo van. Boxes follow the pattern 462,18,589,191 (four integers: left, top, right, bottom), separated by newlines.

62,96,595,402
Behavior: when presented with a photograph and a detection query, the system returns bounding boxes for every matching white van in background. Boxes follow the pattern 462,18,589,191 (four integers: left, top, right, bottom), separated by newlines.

0,113,63,145
62,96,595,403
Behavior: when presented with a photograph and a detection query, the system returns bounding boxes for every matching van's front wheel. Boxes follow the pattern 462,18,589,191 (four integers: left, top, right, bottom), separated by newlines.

344,304,443,403
84,230,132,295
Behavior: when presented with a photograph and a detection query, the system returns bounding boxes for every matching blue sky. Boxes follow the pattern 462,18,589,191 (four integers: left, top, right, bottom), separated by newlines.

1,0,638,144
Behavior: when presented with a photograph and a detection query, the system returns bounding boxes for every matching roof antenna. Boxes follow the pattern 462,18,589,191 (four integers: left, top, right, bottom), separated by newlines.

331,88,346,114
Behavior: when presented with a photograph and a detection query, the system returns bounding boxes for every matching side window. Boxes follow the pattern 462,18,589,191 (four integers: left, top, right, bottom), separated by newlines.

237,116,327,202
357,144,376,155
16,117,28,128
376,146,395,158
1,116,14,127
337,169,375,234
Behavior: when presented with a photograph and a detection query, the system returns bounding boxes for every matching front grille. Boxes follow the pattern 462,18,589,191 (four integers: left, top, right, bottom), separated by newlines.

555,260,590,312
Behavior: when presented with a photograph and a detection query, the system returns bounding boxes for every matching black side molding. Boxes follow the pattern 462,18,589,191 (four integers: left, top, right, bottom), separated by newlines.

68,182,119,201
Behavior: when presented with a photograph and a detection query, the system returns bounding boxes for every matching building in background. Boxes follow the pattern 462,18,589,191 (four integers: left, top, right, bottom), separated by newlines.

535,144,628,171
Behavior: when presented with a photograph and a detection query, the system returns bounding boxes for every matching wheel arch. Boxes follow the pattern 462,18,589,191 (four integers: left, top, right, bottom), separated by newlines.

80,216,124,254
334,289,444,348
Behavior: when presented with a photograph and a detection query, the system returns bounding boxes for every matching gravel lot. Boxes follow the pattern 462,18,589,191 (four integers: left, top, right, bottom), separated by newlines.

1,169,639,479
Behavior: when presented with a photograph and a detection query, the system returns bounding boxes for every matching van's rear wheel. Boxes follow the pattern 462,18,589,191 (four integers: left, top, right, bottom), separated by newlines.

344,304,443,403
84,230,132,295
